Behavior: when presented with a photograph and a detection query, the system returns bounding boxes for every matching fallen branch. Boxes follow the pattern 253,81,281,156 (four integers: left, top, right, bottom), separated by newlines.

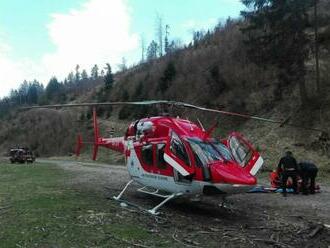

308,225,324,238
153,215,168,225
323,224,330,229
172,229,200,248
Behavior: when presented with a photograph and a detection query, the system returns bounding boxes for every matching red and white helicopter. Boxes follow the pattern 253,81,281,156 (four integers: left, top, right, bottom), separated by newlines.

27,100,320,214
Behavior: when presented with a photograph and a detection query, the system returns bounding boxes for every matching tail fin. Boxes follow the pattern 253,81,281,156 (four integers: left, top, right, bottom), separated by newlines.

92,107,99,161
75,108,125,160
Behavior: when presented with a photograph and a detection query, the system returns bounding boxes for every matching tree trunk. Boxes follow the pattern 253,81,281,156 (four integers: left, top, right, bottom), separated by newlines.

314,0,321,97
298,78,308,106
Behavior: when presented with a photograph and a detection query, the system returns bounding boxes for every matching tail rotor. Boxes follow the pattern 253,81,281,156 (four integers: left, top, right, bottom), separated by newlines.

75,108,100,160
75,134,83,157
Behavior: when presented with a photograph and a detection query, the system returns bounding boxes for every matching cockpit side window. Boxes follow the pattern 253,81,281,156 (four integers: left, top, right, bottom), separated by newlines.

170,132,190,166
229,136,252,167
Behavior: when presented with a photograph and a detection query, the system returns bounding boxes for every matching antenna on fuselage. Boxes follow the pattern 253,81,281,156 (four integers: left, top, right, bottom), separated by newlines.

197,118,205,132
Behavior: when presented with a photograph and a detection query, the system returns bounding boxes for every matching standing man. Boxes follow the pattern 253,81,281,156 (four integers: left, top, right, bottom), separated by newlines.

298,161,318,195
277,151,298,196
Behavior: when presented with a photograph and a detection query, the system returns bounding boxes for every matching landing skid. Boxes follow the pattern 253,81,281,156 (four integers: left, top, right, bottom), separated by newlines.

113,180,183,215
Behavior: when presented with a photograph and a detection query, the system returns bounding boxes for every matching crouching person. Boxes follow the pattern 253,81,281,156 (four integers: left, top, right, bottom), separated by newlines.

298,161,318,195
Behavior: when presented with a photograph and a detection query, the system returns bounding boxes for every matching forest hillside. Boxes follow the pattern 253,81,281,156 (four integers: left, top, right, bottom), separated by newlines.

0,0,329,171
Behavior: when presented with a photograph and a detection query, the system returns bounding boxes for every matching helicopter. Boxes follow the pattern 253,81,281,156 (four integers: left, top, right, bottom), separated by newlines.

25,100,323,215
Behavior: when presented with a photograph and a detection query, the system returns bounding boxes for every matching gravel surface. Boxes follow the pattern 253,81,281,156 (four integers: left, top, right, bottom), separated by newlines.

39,158,330,248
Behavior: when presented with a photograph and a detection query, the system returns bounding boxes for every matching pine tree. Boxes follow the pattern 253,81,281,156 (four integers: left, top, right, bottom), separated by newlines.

241,0,314,104
158,61,176,92
81,69,88,80
91,64,99,79
104,63,114,90
19,80,29,104
27,80,41,104
67,72,75,83
164,25,170,54
75,64,81,82
147,40,158,61
46,77,63,101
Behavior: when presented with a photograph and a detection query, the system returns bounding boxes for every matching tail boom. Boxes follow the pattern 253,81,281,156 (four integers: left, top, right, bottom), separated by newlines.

96,137,126,154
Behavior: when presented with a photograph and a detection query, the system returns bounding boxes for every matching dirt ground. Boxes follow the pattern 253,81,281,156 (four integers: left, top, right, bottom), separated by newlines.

39,159,330,248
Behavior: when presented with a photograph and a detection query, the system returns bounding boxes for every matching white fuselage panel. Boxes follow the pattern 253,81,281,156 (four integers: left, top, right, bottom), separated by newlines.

125,142,254,195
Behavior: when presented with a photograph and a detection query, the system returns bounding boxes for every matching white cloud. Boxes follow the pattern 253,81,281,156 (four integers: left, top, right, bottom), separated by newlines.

43,0,138,81
0,55,44,98
0,0,138,97
0,34,29,97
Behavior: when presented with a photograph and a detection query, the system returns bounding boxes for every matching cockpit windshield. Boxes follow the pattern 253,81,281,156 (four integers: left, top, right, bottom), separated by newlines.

210,139,234,161
187,138,233,167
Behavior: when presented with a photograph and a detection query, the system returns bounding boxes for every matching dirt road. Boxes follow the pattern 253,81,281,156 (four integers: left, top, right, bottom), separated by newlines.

39,159,330,248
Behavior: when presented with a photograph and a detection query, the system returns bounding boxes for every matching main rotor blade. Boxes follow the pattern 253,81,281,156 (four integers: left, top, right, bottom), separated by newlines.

21,100,172,109
173,102,324,132
173,102,280,124
22,100,324,132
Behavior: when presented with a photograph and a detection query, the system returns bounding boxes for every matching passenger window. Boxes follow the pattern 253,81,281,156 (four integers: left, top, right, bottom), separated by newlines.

142,144,153,166
170,132,190,166
156,143,167,169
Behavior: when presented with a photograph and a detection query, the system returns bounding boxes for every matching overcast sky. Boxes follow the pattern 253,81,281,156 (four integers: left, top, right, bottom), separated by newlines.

0,0,244,97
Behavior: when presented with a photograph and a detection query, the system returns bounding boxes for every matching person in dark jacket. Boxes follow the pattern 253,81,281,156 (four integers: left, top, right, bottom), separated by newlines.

277,151,298,196
298,161,318,195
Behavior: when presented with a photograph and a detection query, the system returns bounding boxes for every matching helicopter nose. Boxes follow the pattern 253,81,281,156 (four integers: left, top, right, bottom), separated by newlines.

210,162,256,185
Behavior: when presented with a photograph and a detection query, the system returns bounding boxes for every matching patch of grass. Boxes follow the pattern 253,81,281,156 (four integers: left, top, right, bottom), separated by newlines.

315,169,330,183
0,162,167,247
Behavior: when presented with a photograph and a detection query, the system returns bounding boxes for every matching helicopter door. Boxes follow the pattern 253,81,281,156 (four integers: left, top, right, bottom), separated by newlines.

164,131,194,178
228,132,263,176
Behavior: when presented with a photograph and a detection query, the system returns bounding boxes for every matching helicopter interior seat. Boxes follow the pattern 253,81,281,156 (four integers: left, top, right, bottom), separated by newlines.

156,143,167,169
141,144,153,166
135,121,154,139
141,143,168,170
